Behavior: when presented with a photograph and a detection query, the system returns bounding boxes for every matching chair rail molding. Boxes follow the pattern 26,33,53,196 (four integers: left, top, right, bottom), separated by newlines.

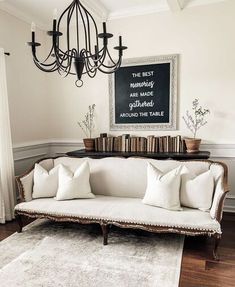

12,140,235,213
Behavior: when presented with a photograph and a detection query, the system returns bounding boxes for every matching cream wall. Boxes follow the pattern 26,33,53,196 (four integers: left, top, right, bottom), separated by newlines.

1,1,234,144
47,1,235,143
0,10,50,145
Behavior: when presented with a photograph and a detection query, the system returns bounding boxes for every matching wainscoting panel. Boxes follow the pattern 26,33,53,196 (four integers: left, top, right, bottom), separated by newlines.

13,141,235,213
13,142,50,175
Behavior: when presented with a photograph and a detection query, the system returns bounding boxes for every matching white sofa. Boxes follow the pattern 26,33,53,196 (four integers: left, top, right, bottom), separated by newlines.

14,156,229,260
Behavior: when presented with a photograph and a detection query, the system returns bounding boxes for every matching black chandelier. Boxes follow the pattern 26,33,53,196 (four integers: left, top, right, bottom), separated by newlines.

28,0,127,87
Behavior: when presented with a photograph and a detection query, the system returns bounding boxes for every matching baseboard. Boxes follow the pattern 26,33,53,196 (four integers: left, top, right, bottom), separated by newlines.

12,140,235,212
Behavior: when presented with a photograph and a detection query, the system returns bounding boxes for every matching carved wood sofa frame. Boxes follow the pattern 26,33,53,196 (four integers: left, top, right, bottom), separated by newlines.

15,157,229,261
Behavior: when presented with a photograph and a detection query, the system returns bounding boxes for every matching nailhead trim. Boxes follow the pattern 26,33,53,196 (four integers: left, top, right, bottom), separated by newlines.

15,207,221,234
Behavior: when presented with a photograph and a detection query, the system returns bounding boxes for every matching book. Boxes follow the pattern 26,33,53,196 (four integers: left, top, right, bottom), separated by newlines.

121,134,130,152
94,133,186,154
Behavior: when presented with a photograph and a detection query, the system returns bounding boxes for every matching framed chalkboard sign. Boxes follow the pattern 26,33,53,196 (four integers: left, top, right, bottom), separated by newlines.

109,54,178,130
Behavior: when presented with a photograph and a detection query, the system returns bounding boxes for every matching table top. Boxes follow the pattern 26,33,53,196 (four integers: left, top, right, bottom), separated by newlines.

66,149,210,160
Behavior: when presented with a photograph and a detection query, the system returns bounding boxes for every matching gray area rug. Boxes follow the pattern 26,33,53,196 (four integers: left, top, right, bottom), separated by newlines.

0,219,184,287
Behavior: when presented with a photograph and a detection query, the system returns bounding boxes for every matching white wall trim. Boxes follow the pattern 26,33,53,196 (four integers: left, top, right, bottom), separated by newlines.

14,153,48,162
223,205,235,213
13,141,235,158
226,195,235,200
200,144,235,158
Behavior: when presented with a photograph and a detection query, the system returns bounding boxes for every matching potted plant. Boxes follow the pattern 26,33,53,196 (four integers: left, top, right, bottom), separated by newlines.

77,104,96,151
183,99,210,153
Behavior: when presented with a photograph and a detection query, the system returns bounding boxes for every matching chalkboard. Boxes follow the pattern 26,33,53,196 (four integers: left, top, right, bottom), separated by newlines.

109,55,178,131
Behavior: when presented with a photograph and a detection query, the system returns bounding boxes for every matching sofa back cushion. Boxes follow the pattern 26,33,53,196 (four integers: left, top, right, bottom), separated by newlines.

53,157,213,199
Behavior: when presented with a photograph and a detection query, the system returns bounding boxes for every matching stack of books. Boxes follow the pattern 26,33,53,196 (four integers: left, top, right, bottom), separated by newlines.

94,134,186,153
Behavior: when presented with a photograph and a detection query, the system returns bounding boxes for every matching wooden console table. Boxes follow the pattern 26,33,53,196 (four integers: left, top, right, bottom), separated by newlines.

67,149,210,160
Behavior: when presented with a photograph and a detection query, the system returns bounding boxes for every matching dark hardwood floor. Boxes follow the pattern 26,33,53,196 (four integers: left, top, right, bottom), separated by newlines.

180,212,235,287
0,213,234,287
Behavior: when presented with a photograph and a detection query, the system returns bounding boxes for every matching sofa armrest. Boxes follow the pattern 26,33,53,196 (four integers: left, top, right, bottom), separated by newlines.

16,169,34,202
210,162,230,222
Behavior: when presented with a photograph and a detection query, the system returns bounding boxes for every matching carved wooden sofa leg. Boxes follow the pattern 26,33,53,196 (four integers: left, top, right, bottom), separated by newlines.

213,233,221,261
15,214,23,233
100,223,109,245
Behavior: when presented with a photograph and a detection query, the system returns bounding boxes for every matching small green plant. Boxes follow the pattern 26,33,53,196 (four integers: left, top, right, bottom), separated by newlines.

77,104,96,138
183,99,210,139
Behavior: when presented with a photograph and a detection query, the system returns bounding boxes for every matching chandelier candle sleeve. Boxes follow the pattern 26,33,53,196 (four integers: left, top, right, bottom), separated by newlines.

27,0,127,87
53,9,58,20
31,22,36,32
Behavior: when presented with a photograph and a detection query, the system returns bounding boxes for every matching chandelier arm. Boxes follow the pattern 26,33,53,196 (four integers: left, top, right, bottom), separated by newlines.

29,33,56,67
58,48,77,76
56,1,74,52
75,2,80,53
97,66,121,74
97,48,109,66
85,12,91,52
57,1,74,28
95,48,122,69
67,3,76,54
32,48,57,68
106,48,118,65
99,61,120,69
33,59,58,72
78,3,89,53
79,1,99,52
65,49,78,76
56,48,73,59
55,45,106,61
40,46,55,64
57,50,77,74
86,69,97,78
84,59,97,78
97,58,122,74
83,50,98,70
84,58,96,72
84,46,106,60
80,49,96,72
92,50,115,72
64,51,75,77
95,46,107,63
80,49,106,76
56,52,70,70
53,45,65,69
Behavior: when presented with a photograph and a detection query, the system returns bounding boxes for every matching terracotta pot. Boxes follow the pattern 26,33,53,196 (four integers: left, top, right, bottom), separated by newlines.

184,138,201,153
83,138,95,151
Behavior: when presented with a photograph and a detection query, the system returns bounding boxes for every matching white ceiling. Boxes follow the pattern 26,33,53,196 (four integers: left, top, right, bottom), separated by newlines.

0,0,226,30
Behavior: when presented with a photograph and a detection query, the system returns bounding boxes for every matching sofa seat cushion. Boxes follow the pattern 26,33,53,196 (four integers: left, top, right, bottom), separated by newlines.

15,196,220,233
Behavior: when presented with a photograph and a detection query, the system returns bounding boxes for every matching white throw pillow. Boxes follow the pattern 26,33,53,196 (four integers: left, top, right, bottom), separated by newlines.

180,167,214,211
142,163,182,211
55,162,95,201
32,164,59,199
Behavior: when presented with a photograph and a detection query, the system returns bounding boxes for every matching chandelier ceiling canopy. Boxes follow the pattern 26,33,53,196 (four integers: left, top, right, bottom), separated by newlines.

28,0,127,87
